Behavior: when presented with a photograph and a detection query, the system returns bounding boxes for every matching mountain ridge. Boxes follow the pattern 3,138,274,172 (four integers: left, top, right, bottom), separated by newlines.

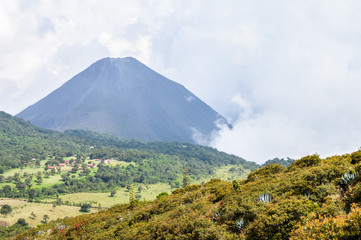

17,57,226,143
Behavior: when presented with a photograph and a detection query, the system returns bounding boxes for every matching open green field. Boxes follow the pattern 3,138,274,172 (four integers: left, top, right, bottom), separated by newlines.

2,160,48,177
0,198,96,227
0,162,251,227
41,164,249,209
196,164,251,184
43,182,173,208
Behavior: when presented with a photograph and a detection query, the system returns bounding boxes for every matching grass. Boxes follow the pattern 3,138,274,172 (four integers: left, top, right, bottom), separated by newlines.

2,160,47,177
43,182,173,208
0,198,96,227
40,165,250,209
196,164,251,184
0,159,140,191
0,162,251,223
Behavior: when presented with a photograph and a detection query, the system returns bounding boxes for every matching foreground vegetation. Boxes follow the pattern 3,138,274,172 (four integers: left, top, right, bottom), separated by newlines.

14,150,361,239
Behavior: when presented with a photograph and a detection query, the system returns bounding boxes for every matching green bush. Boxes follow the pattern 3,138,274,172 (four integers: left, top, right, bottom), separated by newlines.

351,150,361,164
287,154,321,171
247,164,285,182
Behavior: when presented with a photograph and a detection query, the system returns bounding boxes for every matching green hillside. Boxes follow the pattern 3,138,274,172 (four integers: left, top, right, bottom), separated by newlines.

15,150,361,239
0,111,257,199
0,111,86,170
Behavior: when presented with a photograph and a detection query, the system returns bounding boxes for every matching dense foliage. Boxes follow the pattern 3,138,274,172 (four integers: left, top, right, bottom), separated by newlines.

0,218,30,239
0,112,85,170
261,157,295,168
15,150,361,239
0,111,257,200
0,111,255,170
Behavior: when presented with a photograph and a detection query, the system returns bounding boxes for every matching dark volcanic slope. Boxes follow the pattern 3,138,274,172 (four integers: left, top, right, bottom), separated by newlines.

17,57,226,143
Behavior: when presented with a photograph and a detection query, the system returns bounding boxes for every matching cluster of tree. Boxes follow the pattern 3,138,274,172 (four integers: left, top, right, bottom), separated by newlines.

86,140,258,170
261,157,295,168
0,218,30,239
0,111,87,170
15,150,361,239
0,148,233,200
51,152,217,194
0,111,258,173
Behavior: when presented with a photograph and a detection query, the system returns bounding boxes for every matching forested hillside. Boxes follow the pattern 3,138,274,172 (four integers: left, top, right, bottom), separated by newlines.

16,150,361,239
0,111,85,170
0,111,257,200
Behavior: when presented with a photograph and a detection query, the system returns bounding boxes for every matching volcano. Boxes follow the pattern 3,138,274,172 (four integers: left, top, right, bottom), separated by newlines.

17,57,227,143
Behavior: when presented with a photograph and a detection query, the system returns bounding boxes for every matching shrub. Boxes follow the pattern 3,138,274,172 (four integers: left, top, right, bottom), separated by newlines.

288,154,321,171
291,204,361,239
156,192,169,199
248,196,314,240
247,164,285,182
80,203,91,212
351,150,361,165
232,180,240,191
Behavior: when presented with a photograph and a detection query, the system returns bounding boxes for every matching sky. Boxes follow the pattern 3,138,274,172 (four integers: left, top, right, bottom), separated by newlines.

1,0,361,163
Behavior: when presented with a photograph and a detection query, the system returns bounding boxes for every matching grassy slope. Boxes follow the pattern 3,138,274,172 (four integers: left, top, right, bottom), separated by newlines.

0,199,96,227
41,164,250,208
0,164,249,229
0,111,258,182
16,150,361,240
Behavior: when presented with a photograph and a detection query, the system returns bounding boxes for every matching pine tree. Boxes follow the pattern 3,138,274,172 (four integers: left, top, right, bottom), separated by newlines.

183,164,190,187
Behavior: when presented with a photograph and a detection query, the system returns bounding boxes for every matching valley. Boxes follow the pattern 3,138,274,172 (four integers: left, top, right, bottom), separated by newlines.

0,110,256,237
0,56,352,240
0,155,250,227
14,151,361,240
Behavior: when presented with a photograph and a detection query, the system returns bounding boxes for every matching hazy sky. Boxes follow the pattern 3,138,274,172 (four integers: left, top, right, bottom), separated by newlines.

1,0,361,163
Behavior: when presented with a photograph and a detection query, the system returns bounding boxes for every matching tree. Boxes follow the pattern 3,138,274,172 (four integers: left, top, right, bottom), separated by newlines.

83,166,91,175
36,175,42,185
16,218,28,227
110,190,116,197
0,204,12,217
25,177,32,190
71,164,79,173
28,189,36,201
16,181,26,192
156,192,169,199
29,212,36,220
56,198,63,206
80,203,91,212
182,164,190,187
13,173,21,182
41,214,49,224
233,180,240,191
129,184,137,208
2,185,11,197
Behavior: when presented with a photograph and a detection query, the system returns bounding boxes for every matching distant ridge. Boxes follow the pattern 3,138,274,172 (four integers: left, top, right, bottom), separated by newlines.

17,57,227,143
